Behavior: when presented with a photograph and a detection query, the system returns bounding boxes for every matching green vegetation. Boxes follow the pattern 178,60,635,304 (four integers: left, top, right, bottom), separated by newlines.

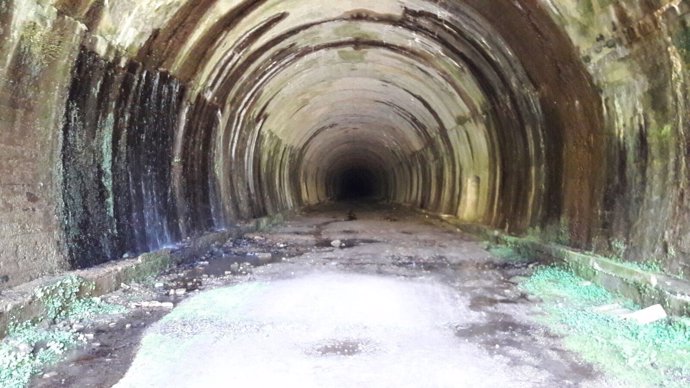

33,276,126,322
522,266,690,387
19,21,62,66
610,238,626,260
614,259,664,274
1,276,127,387
0,323,84,388
487,245,528,262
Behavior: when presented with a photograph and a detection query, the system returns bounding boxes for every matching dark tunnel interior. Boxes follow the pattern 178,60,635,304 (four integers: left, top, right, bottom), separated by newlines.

0,0,688,290
334,167,381,201
3,1,690,384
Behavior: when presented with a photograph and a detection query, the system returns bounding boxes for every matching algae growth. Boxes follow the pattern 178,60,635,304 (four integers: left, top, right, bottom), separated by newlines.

33,275,125,322
0,322,84,388
0,276,127,387
522,266,690,388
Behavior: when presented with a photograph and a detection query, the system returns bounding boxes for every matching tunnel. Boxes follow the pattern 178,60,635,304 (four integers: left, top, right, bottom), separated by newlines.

1,0,690,313
2,1,690,386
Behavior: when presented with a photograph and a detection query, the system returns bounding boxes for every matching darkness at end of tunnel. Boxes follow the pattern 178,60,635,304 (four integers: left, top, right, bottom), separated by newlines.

50,0,647,278
334,168,380,201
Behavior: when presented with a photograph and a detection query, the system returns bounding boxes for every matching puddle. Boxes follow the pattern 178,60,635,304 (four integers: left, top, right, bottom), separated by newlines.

164,253,285,294
204,253,277,276
392,255,450,271
469,295,521,310
454,318,533,341
315,239,380,248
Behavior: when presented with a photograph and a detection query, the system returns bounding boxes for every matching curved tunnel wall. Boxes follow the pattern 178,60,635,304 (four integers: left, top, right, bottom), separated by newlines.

0,0,689,287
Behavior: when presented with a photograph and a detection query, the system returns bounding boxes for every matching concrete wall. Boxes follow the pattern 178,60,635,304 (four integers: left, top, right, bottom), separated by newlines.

0,0,689,289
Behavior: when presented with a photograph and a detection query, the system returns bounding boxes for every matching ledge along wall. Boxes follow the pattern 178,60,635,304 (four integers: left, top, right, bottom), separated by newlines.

0,0,689,290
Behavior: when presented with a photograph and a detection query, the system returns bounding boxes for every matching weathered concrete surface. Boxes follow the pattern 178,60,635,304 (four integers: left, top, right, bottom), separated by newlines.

426,210,690,317
0,0,689,295
111,204,614,388
0,212,286,337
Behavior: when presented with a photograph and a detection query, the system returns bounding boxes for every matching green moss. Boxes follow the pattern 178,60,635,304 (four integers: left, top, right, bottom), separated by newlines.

34,276,93,322
617,259,664,274
63,297,126,321
0,322,85,388
0,277,127,387
18,21,63,67
523,267,614,305
487,245,527,262
522,266,690,387
610,238,626,260
33,276,126,322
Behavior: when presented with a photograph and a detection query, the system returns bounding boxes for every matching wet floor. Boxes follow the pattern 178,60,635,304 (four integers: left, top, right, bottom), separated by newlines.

33,202,616,388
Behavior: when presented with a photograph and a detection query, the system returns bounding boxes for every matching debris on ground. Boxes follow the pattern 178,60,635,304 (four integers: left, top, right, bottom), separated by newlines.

521,266,690,387
623,304,668,325
132,301,174,309
0,295,127,388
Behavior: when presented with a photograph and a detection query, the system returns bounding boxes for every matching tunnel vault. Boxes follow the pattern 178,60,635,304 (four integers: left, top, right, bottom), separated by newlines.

1,0,689,287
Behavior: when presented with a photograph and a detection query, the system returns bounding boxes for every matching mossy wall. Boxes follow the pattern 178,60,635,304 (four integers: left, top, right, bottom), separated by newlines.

537,0,690,278
61,48,185,268
0,0,689,288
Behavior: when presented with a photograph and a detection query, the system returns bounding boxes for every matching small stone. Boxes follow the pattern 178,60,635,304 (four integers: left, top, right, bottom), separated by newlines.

108,322,116,328
136,301,174,309
277,243,287,248
175,288,186,296
255,252,272,260
623,304,667,325
92,342,101,348
15,342,32,356
72,323,85,332
154,282,165,289
84,333,95,340
125,323,132,329
42,372,58,379
330,240,342,248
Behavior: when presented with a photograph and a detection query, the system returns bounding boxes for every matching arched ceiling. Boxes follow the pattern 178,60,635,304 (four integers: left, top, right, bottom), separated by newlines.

104,0,562,230
9,0,690,285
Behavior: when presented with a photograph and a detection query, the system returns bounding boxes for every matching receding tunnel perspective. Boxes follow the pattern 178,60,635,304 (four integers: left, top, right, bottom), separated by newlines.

1,1,690,387
333,167,382,200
